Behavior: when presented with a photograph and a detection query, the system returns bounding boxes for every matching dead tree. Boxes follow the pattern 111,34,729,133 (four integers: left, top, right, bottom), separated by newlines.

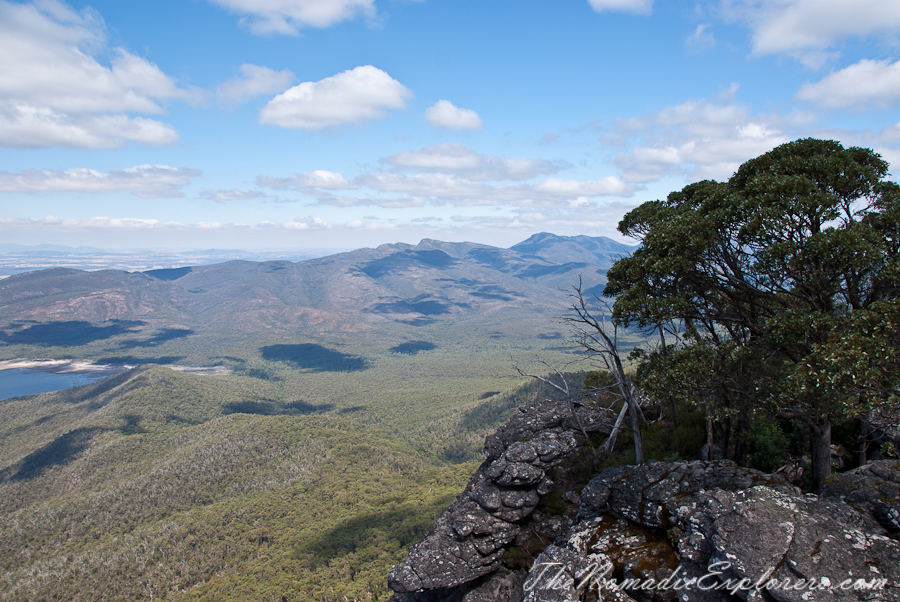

513,358,594,449
564,278,644,465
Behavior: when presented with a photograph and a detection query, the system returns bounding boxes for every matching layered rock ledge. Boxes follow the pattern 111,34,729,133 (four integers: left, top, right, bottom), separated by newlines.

387,398,900,602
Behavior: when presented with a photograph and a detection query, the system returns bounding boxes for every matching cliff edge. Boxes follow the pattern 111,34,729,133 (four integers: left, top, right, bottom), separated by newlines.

387,398,900,602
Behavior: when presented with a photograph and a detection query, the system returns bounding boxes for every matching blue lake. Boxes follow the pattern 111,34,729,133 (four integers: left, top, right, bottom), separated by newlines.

0,369,110,401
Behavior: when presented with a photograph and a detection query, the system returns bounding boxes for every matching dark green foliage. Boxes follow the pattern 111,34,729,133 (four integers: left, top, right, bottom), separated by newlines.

222,399,334,415
606,138,900,492
582,369,616,393
5,426,100,481
591,401,707,471
501,546,532,571
748,418,790,472
542,489,567,516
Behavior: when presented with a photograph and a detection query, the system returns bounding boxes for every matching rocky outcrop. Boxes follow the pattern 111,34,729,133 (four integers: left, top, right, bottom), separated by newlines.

388,399,611,598
388,400,900,602
824,460,900,533
534,463,900,602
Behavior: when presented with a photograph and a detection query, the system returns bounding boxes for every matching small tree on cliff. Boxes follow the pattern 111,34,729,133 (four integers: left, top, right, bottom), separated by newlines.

605,138,900,493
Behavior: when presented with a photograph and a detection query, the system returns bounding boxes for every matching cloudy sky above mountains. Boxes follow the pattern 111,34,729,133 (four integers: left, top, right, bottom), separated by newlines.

1,0,900,249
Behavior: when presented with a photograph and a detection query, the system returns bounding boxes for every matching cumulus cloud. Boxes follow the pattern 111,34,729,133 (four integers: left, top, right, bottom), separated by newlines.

386,144,482,170
610,88,795,182
286,216,329,229
0,165,201,198
259,65,411,129
424,100,484,130
257,142,633,208
724,0,900,67
207,0,376,34
796,59,900,109
355,173,488,199
263,170,636,208
448,200,641,239
381,144,562,180
199,188,270,201
0,0,199,148
257,170,357,190
317,195,426,208
587,0,652,14
534,177,633,196
217,64,295,107
0,108,179,149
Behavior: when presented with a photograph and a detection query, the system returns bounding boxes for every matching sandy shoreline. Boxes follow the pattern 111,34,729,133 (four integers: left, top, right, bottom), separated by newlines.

0,359,230,376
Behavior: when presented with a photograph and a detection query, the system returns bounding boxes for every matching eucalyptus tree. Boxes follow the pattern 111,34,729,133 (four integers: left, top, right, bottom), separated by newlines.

605,138,900,493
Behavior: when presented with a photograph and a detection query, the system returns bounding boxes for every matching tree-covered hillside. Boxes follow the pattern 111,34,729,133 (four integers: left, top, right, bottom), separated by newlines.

0,364,591,601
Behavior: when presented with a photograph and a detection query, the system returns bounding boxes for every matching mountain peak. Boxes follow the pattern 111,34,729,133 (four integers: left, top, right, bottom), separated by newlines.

509,233,637,268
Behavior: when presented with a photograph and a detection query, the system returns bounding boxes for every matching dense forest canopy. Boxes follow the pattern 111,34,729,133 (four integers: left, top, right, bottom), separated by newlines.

605,138,900,493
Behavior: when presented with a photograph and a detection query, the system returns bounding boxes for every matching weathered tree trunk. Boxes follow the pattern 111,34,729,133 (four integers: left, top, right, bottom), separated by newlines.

810,421,832,495
705,406,714,461
598,400,629,463
857,413,871,467
722,417,732,461
629,395,644,465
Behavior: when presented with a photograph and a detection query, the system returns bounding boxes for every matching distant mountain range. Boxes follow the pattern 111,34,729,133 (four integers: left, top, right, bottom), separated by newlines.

0,234,636,357
510,232,636,266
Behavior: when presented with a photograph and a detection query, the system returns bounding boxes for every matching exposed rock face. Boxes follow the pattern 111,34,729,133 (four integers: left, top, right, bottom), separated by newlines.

388,400,611,598
824,460,900,534
388,400,900,602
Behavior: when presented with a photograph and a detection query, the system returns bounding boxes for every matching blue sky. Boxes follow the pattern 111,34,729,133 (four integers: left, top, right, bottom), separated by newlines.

1,0,900,250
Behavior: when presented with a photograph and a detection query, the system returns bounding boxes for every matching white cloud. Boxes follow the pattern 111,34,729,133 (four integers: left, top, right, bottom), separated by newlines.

259,65,411,129
796,59,900,109
318,195,426,208
276,170,637,208
300,170,356,189
207,0,376,34
0,107,179,149
0,0,198,148
0,165,201,198
199,188,270,201
724,0,900,67
587,0,652,14
448,200,642,239
345,219,398,230
286,216,329,229
258,142,631,208
424,100,484,130
610,89,795,182
355,172,487,199
686,24,716,51
381,144,562,180
257,170,357,190
534,177,633,196
386,144,482,170
217,64,295,107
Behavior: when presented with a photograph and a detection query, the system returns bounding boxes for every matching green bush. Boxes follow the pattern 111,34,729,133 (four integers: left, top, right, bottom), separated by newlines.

748,418,789,472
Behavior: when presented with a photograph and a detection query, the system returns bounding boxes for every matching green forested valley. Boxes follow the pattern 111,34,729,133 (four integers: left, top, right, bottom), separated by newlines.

0,365,511,601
